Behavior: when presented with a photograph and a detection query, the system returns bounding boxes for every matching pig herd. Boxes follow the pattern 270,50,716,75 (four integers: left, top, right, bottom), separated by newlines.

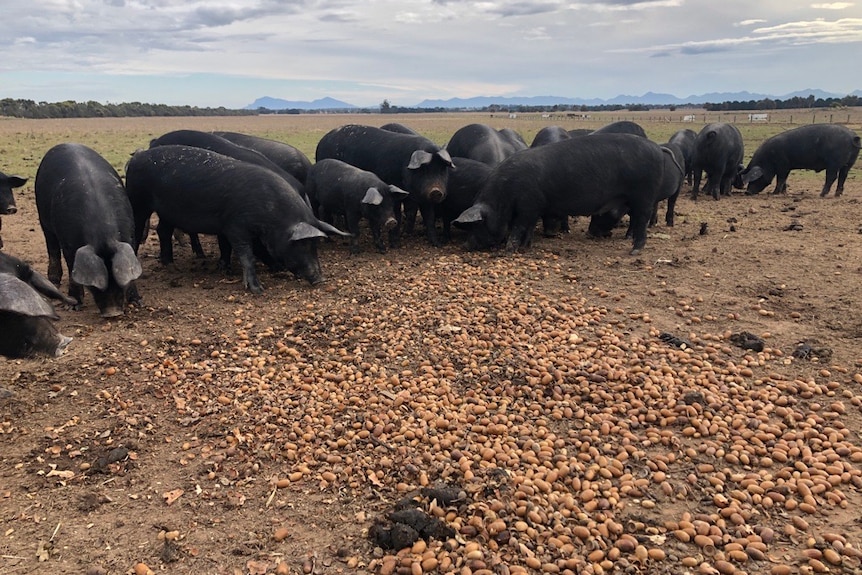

0,120,859,359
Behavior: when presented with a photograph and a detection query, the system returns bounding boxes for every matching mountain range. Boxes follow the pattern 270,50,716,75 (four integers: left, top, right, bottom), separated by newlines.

247,89,862,111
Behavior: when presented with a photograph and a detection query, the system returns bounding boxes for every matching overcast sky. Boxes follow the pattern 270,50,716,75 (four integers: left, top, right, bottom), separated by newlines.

1,0,860,108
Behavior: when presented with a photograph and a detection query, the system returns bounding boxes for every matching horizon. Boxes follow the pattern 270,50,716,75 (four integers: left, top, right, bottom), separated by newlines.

4,87,858,112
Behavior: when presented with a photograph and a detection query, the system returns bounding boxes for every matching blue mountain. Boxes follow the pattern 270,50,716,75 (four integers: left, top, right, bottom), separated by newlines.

246,96,357,110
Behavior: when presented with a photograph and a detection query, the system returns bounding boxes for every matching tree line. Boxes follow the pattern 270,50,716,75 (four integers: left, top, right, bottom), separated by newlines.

0,98,256,119
702,95,861,112
1,94,859,119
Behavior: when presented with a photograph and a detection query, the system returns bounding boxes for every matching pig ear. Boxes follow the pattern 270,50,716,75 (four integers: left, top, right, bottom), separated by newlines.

436,149,454,167
389,185,410,198
362,187,384,206
316,220,352,237
453,204,485,226
742,166,763,184
0,275,58,319
407,150,433,170
288,222,328,242
111,241,142,287
8,176,27,188
72,245,109,291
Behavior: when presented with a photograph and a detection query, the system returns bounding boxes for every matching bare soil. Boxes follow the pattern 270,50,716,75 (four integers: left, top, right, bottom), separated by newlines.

2,115,862,575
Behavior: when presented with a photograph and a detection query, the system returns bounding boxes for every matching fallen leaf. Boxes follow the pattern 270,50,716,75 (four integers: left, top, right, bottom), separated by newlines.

46,464,75,479
246,559,269,575
367,470,383,488
163,489,184,505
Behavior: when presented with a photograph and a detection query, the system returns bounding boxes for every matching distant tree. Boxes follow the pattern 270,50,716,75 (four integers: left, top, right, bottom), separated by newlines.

380,99,392,113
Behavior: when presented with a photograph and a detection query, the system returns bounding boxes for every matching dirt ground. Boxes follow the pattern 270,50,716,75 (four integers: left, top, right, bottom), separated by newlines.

2,116,862,575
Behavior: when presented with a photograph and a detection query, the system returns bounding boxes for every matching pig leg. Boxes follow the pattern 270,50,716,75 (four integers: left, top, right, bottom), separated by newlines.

317,207,336,244
44,231,64,287
419,204,440,247
231,240,262,294
771,171,789,194
649,204,659,227
217,235,233,272
835,165,851,197
155,219,176,265
665,191,679,227
345,210,363,255
629,210,650,256
388,199,403,249
820,168,839,197
62,249,85,307
188,233,205,258
720,174,733,198
403,201,418,235
692,169,702,200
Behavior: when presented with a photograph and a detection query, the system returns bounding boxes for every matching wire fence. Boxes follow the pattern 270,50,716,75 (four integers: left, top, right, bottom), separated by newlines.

511,111,860,126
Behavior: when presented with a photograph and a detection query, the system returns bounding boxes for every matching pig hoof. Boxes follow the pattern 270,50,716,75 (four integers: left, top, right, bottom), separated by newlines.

630,248,643,256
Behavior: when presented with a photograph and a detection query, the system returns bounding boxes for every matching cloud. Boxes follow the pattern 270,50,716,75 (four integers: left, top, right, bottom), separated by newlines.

811,2,855,8
737,19,767,26
568,0,683,11
488,2,562,17
319,11,358,23
617,16,862,55
523,26,552,40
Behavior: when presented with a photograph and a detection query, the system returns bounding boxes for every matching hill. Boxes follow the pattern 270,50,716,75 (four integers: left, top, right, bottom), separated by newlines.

245,96,357,110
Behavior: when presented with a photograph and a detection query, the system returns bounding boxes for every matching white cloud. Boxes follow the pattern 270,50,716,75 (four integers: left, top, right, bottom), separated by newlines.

811,2,855,8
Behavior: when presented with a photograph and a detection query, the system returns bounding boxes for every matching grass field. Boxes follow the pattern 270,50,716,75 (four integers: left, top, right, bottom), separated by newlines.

2,107,860,179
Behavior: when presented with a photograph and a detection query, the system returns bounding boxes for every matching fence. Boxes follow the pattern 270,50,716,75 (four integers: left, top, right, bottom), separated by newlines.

504,112,859,126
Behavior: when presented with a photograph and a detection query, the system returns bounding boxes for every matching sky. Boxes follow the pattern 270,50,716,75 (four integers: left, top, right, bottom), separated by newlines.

1,0,860,108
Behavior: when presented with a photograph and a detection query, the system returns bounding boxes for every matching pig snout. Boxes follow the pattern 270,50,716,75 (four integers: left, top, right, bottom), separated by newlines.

298,260,324,286
429,188,444,203
54,335,73,357
2,206,17,215
383,217,398,231
99,306,124,319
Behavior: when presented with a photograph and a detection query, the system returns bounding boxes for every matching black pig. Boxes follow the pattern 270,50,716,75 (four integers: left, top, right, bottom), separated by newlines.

692,123,744,200
316,125,454,247
212,131,312,184
454,134,681,255
35,143,142,318
446,124,527,165
0,171,27,250
0,273,72,358
125,146,347,293
306,159,409,254
737,124,861,197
